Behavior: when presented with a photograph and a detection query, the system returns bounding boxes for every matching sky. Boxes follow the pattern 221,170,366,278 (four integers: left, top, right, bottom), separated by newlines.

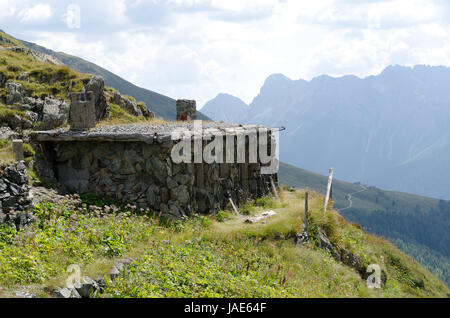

1,0,450,107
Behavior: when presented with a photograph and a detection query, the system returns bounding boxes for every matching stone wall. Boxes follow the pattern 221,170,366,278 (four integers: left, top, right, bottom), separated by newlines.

176,100,196,121
32,124,278,218
0,161,33,228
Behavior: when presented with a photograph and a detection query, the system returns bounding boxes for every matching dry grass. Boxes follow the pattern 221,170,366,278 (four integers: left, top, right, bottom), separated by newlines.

0,139,14,165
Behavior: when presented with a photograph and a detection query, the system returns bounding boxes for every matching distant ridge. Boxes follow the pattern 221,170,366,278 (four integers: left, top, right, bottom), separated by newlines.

201,93,248,123
203,65,450,200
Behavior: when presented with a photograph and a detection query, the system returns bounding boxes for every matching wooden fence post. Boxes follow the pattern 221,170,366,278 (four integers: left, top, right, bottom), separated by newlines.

270,175,279,200
324,168,334,215
295,191,309,244
304,191,309,234
228,195,240,216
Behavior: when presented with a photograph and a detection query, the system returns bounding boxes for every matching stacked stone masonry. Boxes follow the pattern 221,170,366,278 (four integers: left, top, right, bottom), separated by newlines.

32,123,278,218
0,161,33,227
176,99,196,121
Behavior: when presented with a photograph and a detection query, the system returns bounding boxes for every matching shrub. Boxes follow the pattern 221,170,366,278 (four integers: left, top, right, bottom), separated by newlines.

23,143,35,158
137,101,146,113
215,210,231,222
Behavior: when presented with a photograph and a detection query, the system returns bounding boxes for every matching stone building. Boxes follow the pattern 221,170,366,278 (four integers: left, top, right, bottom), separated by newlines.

31,123,278,218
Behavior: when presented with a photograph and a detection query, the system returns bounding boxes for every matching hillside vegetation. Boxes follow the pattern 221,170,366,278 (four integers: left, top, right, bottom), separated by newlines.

0,189,447,298
279,162,450,286
13,33,210,121
0,32,156,129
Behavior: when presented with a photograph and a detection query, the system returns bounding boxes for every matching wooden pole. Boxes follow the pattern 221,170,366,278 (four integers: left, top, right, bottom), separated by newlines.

229,197,240,216
304,192,309,234
324,168,334,215
295,191,309,244
270,175,279,200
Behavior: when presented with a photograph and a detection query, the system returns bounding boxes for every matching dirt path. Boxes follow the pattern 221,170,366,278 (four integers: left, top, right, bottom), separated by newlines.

337,184,367,211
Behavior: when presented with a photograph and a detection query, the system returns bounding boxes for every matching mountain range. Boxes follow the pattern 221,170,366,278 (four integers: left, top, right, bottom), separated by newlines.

202,67,450,200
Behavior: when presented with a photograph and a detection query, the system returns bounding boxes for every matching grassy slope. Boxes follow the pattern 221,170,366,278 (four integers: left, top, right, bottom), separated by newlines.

0,36,158,128
0,190,448,298
16,37,210,121
279,162,450,286
0,46,90,100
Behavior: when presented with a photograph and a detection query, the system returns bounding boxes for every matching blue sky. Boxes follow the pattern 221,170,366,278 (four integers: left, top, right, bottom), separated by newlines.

1,0,450,106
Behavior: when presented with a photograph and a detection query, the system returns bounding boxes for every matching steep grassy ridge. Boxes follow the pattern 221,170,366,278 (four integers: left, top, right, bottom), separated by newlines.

279,162,450,286
0,190,447,297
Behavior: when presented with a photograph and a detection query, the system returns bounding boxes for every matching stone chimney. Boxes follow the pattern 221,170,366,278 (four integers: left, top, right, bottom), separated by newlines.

69,91,96,130
176,99,196,121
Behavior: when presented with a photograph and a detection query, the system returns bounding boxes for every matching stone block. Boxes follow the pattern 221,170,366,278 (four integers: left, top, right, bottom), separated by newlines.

176,99,196,121
69,91,96,130
12,139,23,161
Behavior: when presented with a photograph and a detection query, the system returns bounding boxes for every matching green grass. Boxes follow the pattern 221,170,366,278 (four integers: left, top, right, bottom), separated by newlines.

0,30,25,48
0,49,91,101
279,162,450,286
0,189,447,298
0,139,14,164
98,103,151,125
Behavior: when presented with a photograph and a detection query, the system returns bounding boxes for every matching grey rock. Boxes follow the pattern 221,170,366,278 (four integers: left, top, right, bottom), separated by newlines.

175,185,189,205
40,98,68,130
113,260,125,272
2,196,16,208
318,230,341,261
108,265,120,280
4,165,28,184
174,174,190,185
17,72,28,81
84,75,109,120
24,111,38,123
141,107,155,119
8,114,22,130
340,248,363,273
8,46,63,65
112,92,142,117
14,290,36,298
76,276,99,298
52,287,81,298
146,186,156,205
166,177,178,189
6,82,24,105
0,180,7,191
22,120,33,129
0,71,5,87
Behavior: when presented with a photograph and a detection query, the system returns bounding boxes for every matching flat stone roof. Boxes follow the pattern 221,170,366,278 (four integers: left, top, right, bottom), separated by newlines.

31,122,271,144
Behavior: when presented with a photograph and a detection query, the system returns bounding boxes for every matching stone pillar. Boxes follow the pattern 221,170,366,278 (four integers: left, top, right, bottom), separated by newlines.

12,139,23,161
176,99,196,121
69,91,96,130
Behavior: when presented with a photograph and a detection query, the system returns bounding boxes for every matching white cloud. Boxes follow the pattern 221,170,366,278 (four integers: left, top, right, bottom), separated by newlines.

0,0,17,18
18,3,52,23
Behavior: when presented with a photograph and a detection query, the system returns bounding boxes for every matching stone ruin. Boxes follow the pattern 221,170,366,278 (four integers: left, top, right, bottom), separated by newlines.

31,121,278,218
69,91,96,131
0,160,33,228
176,99,196,121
